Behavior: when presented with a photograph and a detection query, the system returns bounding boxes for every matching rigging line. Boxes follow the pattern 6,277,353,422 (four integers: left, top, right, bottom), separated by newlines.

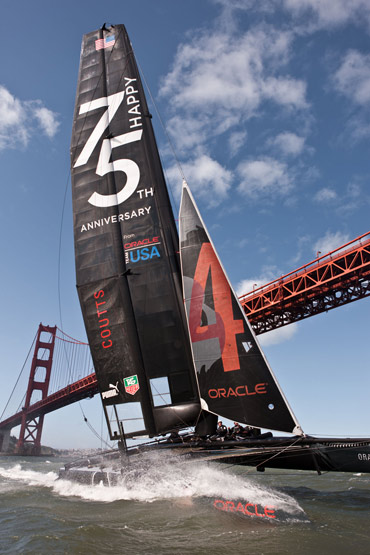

0,330,37,422
162,166,180,219
58,227,101,436
15,392,27,415
306,432,370,439
57,168,72,342
56,172,95,424
101,405,104,451
219,436,305,474
78,399,109,446
84,416,112,448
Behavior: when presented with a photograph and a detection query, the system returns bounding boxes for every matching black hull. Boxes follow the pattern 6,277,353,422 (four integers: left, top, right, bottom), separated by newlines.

59,436,370,484
190,437,370,474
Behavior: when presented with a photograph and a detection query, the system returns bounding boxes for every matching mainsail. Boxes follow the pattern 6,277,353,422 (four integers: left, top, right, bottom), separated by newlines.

179,183,302,435
70,25,200,439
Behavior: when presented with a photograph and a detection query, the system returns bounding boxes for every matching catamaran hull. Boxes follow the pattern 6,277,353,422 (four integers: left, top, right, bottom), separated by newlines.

191,439,370,473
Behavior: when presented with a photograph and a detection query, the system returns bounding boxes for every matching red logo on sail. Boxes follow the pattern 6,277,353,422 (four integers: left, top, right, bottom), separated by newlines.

189,243,244,372
208,383,268,398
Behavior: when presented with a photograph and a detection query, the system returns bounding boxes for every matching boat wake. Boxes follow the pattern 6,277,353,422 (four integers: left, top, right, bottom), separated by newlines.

0,454,308,523
0,463,58,489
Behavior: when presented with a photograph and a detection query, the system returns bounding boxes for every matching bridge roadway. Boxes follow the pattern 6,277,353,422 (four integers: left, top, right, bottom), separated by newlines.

0,373,98,434
240,231,370,333
1,231,369,437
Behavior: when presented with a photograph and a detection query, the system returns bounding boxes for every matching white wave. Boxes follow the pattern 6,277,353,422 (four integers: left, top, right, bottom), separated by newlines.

0,455,306,520
0,463,58,487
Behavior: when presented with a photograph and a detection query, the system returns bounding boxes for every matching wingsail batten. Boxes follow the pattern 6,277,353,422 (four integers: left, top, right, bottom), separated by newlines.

179,183,302,435
71,25,200,439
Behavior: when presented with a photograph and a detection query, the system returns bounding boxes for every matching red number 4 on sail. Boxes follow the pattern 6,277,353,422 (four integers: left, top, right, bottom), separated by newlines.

188,243,244,372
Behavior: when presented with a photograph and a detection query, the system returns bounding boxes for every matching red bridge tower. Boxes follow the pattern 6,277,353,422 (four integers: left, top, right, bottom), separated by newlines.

16,324,56,455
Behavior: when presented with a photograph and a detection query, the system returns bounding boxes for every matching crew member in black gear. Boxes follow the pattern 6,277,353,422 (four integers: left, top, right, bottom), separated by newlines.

230,422,242,438
216,421,227,437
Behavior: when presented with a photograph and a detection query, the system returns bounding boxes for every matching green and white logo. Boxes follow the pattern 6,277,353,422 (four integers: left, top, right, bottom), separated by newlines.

124,375,139,395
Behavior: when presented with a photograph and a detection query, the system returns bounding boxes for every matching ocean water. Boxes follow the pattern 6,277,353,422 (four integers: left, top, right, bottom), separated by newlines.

0,454,369,554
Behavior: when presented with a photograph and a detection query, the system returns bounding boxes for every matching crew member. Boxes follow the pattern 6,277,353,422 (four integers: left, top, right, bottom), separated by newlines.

230,422,242,438
216,421,227,437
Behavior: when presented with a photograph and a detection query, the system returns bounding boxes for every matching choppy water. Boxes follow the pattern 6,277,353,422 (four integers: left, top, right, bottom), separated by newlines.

0,454,369,554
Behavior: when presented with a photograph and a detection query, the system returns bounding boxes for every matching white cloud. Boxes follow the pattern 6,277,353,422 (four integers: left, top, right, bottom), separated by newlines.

313,230,350,256
34,106,60,138
347,182,361,198
212,0,257,9
283,0,370,30
228,130,247,157
237,157,293,198
348,118,370,141
258,323,298,347
166,154,232,206
333,50,370,105
212,0,370,33
160,26,307,153
165,114,211,154
330,51,370,143
269,131,305,156
0,85,59,150
314,187,337,202
289,233,311,266
262,77,307,108
0,86,28,149
237,278,262,297
236,266,281,297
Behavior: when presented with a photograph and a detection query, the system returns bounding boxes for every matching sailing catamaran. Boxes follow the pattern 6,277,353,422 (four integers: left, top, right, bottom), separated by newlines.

60,24,370,481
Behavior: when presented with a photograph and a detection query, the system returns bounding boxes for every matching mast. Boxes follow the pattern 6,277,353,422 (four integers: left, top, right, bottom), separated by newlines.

179,182,303,435
70,25,200,440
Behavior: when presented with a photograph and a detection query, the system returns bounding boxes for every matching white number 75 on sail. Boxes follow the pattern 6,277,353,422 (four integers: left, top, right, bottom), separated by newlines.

73,91,143,208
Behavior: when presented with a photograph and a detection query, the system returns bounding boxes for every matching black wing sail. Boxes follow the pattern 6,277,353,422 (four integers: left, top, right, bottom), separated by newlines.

70,26,200,439
179,183,302,435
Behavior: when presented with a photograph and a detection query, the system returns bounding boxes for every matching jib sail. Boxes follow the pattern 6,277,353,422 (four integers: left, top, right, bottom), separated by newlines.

179,183,302,434
70,25,200,439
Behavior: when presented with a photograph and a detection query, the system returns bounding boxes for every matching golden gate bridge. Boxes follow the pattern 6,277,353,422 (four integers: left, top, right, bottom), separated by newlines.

1,231,369,454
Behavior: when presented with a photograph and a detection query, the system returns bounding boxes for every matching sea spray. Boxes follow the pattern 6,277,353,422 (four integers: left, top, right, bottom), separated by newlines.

0,463,58,488
0,452,308,522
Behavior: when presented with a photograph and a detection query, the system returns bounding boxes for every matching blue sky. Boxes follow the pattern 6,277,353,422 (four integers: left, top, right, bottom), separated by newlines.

0,0,369,449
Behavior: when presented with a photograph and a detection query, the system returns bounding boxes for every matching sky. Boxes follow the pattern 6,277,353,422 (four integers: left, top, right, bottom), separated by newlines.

0,0,369,449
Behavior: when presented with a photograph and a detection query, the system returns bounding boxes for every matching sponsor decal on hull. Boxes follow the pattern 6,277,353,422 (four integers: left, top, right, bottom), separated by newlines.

213,498,276,519
358,453,370,460
124,375,140,395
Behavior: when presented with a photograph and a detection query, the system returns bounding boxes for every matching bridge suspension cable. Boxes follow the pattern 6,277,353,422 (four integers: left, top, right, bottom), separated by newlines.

0,330,37,422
